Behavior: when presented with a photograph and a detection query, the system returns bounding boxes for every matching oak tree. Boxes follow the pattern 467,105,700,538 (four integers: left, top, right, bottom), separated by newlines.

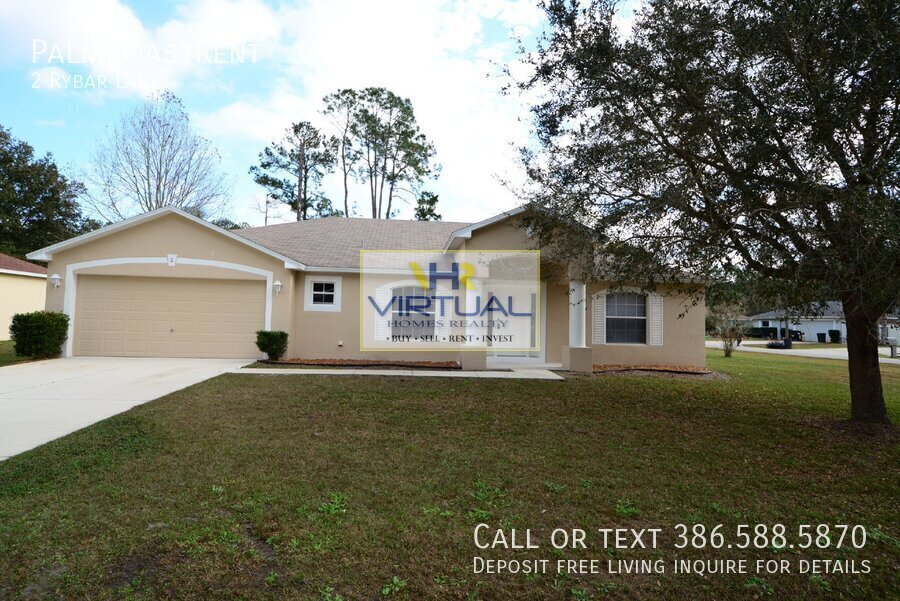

0,125,97,258
518,0,899,422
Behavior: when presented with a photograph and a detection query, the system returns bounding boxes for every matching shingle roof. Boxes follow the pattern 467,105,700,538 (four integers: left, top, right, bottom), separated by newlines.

0,252,47,275
749,302,845,320
235,217,471,269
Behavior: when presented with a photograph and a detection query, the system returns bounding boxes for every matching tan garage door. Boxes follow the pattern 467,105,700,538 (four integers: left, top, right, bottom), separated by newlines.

74,275,265,358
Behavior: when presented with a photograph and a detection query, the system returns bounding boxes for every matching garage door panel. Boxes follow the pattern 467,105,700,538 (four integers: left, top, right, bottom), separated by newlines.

102,339,125,354
129,299,152,313
83,297,102,311
127,319,149,333
75,275,265,358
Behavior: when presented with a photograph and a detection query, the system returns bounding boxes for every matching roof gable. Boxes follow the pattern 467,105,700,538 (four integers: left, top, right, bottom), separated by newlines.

26,206,305,269
443,206,526,250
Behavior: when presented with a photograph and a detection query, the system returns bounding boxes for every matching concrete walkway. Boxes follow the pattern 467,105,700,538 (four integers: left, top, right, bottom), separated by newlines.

705,341,900,365
234,367,565,380
0,357,249,460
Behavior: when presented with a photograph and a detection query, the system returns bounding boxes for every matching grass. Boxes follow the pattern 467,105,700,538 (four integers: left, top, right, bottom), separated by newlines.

0,351,897,599
0,339,30,367
767,342,847,350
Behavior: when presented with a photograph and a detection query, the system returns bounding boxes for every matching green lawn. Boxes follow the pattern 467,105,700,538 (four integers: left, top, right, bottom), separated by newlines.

0,339,29,367
0,351,897,600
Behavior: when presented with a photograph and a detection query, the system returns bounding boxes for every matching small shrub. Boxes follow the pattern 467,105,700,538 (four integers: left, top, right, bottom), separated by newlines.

828,329,842,343
9,311,69,358
766,341,786,349
255,330,289,360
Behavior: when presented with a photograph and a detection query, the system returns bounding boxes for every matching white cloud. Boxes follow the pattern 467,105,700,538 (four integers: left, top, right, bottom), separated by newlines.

35,118,66,127
1,0,282,96
2,0,546,223
194,0,541,222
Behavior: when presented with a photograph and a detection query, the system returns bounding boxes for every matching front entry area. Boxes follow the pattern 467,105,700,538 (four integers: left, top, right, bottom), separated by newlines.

73,275,265,358
486,282,547,365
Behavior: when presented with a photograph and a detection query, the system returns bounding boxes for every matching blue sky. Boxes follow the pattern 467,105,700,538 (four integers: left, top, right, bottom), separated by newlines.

0,0,555,225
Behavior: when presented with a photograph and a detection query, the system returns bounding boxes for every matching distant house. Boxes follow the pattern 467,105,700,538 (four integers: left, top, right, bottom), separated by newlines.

749,302,900,343
0,252,47,338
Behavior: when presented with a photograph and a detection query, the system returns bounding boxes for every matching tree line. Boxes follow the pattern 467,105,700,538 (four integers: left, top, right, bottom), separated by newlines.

251,88,440,221
0,86,443,258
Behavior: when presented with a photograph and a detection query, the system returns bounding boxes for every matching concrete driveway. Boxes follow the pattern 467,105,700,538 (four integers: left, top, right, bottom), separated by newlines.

0,357,249,460
704,341,900,365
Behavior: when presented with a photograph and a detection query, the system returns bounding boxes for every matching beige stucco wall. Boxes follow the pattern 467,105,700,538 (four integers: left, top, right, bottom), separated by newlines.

290,271,460,362
584,283,706,367
462,221,705,367
1,273,47,339
45,214,297,351
461,220,534,251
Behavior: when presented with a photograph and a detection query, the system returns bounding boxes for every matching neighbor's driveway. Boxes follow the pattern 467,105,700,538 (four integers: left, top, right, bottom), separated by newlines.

0,357,249,460
704,341,900,365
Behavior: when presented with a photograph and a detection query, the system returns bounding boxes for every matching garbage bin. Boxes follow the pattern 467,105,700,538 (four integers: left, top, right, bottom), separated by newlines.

817,333,827,343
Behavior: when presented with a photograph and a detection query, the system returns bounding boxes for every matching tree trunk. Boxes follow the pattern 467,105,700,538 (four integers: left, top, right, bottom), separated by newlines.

843,295,889,423
385,180,395,219
341,139,350,218
297,142,306,221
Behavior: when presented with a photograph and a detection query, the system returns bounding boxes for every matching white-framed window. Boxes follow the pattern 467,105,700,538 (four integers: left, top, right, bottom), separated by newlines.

391,285,435,339
606,292,647,344
592,289,664,346
304,275,342,312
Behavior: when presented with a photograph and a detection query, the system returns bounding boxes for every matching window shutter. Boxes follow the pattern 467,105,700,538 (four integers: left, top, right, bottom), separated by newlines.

374,287,393,341
592,291,606,344
648,293,664,346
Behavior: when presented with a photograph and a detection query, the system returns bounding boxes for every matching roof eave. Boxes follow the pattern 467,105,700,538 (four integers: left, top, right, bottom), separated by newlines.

442,206,527,251
0,268,47,278
26,206,306,270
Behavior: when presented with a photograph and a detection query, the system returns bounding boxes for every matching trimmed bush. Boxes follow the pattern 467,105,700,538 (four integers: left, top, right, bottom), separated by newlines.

828,329,842,343
9,311,70,358
255,330,289,361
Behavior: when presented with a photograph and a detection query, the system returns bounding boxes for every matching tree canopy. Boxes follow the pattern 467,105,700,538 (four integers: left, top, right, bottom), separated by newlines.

85,91,228,221
0,125,97,258
250,122,339,221
518,0,899,422
414,191,442,221
349,87,439,219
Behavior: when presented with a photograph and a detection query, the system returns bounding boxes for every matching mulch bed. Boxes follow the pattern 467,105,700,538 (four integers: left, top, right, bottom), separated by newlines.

260,358,461,370
593,363,714,375
590,365,729,380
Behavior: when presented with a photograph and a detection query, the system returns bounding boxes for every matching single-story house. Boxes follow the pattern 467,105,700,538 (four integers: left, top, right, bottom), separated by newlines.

26,206,705,370
0,252,47,338
749,302,900,343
